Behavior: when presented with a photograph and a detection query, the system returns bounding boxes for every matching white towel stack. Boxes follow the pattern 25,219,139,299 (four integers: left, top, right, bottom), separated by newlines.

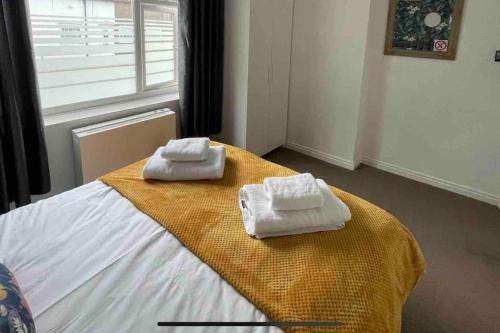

142,138,226,181
161,137,210,161
239,174,351,239
264,173,324,211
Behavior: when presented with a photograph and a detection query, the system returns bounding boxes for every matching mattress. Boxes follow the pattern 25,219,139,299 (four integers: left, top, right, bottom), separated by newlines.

0,181,279,333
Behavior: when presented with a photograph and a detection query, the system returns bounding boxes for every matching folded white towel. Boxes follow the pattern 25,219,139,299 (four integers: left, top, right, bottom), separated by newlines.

161,137,210,161
143,146,226,181
239,179,351,239
263,173,324,211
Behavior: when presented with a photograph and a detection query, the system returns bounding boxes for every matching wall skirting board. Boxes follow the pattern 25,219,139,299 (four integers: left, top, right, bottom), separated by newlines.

284,142,499,207
284,142,356,171
361,157,499,207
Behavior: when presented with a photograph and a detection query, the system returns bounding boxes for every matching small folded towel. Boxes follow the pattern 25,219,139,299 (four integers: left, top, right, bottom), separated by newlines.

239,179,351,239
161,137,210,161
263,173,324,211
143,146,226,181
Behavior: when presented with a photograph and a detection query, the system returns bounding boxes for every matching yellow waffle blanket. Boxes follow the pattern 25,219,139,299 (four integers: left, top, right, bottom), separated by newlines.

100,143,425,333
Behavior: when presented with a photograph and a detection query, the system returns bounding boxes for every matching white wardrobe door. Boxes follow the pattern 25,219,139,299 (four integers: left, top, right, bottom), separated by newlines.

246,0,273,156
267,0,293,152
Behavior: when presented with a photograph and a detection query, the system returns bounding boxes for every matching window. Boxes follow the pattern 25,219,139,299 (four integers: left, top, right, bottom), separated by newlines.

28,0,178,114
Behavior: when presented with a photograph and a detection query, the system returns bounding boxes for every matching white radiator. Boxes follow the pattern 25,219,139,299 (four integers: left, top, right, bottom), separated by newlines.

72,109,176,185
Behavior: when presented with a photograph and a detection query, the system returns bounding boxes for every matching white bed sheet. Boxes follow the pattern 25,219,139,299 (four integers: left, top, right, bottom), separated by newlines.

0,181,279,333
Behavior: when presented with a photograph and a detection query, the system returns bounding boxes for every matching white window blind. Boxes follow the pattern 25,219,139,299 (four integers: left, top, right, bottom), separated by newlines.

141,4,177,88
28,0,178,113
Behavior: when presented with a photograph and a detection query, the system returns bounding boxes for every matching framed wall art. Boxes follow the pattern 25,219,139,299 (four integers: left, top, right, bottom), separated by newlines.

384,0,465,60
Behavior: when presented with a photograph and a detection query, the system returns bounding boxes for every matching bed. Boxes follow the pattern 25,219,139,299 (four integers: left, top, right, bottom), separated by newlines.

0,144,425,333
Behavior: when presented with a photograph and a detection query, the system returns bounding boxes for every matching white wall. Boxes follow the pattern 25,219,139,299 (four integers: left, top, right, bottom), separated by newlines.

286,0,372,170
286,0,500,205
361,0,500,204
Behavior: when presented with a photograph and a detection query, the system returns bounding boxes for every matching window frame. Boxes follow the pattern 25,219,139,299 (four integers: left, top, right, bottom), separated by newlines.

34,0,179,116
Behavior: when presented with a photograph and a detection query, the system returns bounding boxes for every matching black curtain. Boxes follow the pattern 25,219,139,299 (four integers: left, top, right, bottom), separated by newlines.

178,0,224,138
0,0,50,213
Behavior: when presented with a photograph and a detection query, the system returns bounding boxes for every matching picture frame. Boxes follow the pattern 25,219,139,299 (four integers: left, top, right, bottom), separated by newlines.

384,0,465,60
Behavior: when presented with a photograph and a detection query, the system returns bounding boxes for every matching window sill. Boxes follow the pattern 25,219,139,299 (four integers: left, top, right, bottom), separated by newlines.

43,93,179,127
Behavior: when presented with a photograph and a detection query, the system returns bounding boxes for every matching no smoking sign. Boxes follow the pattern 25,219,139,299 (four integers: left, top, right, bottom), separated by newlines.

433,40,448,52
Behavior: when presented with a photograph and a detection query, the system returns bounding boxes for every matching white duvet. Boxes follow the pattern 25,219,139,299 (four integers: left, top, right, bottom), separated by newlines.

0,181,279,333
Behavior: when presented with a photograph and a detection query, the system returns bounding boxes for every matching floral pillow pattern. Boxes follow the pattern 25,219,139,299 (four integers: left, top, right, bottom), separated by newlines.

0,264,36,333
